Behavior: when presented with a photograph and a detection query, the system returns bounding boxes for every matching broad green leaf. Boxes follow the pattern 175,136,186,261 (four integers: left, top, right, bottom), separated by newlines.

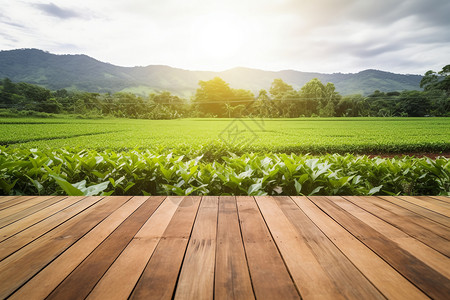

83,181,110,196
308,186,323,196
123,182,136,193
368,185,383,195
248,183,262,195
25,175,44,193
294,179,302,194
297,173,309,184
50,175,84,196
0,178,19,194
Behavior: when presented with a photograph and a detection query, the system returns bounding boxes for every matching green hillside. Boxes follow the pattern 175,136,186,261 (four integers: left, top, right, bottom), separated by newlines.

0,49,422,96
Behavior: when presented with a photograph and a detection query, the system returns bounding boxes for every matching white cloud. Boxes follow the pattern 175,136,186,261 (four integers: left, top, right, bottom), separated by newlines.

0,0,448,74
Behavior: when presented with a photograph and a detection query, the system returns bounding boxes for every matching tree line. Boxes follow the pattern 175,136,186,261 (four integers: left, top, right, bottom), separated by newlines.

1,65,449,118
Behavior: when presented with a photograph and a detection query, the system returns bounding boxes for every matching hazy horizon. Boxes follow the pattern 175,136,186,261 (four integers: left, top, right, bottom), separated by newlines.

1,48,429,75
1,0,449,74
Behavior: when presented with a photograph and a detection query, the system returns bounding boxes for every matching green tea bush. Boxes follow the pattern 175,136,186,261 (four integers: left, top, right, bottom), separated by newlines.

1,147,448,196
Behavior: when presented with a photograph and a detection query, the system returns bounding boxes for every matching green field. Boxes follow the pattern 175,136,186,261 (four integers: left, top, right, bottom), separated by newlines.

1,117,449,196
1,117,449,154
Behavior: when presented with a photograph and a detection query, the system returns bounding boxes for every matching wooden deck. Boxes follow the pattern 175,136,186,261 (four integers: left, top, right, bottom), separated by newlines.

0,195,449,299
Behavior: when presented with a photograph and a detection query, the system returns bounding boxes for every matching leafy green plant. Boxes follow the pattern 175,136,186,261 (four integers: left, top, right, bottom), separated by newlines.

1,147,448,196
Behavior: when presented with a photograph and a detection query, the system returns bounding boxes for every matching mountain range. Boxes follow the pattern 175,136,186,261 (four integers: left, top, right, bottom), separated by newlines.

0,49,423,97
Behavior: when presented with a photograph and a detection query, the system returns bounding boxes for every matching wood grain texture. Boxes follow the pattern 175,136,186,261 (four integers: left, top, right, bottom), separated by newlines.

175,196,218,300
130,196,202,300
256,196,346,299
46,196,164,300
0,196,21,205
314,196,450,299
269,196,384,299
0,196,65,227
0,196,84,243
87,196,183,300
378,195,449,227
9,196,151,300
292,196,428,300
0,196,57,217
397,195,450,216
345,196,450,256
430,196,450,204
237,196,300,300
0,196,130,299
415,196,450,209
214,196,254,300
0,196,447,300
0,195,100,260
0,196,35,210
331,196,450,278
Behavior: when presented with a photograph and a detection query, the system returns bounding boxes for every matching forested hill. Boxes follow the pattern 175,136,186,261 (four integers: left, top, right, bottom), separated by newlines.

0,48,422,96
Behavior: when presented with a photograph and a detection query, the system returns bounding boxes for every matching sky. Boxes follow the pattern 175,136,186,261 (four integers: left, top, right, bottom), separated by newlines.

1,0,449,74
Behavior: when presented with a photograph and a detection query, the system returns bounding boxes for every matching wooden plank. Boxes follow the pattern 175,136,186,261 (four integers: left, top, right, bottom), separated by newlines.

0,196,131,299
311,196,450,299
9,196,152,300
345,196,450,256
1,195,447,299
130,196,202,300
174,196,218,300
0,195,55,216
397,196,450,217
291,196,428,300
236,196,300,300
378,196,449,227
46,196,165,300
330,196,450,278
86,196,183,300
431,196,450,204
415,196,450,209
0,196,64,227
0,196,21,205
265,196,384,299
256,196,344,299
0,196,100,260
0,196,85,242
0,196,35,210
214,196,254,300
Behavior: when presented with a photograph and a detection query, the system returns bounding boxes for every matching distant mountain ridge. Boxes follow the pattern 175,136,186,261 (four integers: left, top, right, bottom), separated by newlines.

0,48,423,96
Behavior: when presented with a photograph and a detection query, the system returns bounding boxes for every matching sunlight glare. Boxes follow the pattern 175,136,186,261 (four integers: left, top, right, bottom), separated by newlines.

191,13,246,60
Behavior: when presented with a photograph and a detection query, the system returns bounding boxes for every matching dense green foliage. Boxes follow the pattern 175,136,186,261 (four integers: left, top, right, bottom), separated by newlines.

352,89,449,117
193,77,254,117
1,117,448,196
1,74,449,118
1,118,449,154
1,147,448,196
0,79,189,119
420,65,450,95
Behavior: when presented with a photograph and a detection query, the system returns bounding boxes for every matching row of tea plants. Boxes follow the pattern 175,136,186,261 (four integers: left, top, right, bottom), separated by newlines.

0,147,448,196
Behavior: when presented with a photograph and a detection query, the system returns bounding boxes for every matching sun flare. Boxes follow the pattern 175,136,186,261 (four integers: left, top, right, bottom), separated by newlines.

191,13,246,59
